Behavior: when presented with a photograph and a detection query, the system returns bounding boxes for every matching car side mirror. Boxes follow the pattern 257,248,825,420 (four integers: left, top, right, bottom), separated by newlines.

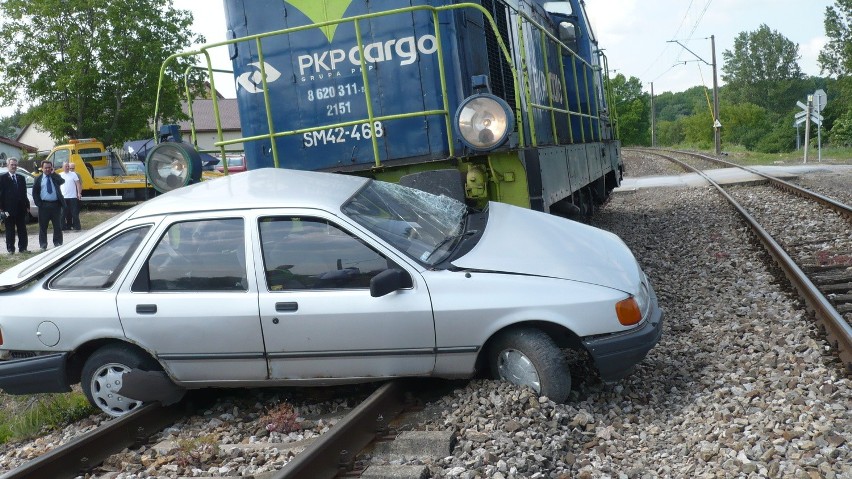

370,268,412,297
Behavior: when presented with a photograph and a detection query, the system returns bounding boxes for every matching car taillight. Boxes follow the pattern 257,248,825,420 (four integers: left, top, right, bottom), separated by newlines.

0,328,4,346
615,297,642,326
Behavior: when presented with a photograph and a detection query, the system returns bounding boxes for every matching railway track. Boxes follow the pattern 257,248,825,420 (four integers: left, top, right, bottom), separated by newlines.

0,403,185,479
630,148,852,372
0,381,445,478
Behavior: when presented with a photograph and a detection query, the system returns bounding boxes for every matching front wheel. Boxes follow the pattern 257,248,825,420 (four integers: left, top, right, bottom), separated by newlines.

81,345,161,417
488,328,571,402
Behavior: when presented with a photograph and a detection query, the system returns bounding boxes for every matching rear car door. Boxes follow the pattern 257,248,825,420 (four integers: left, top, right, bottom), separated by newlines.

116,214,267,383
254,212,436,380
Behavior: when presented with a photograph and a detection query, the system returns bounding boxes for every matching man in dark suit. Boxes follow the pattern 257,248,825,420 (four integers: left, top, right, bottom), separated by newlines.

32,160,65,250
0,158,31,253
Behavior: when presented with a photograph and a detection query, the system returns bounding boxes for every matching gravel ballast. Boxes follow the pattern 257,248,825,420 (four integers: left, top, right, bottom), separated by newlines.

1,154,850,478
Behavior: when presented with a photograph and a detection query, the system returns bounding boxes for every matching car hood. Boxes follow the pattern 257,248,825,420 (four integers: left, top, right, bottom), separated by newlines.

451,202,642,293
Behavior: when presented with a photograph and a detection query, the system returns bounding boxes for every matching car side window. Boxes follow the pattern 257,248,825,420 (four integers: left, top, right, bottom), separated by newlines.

140,218,247,292
51,226,151,290
259,216,394,291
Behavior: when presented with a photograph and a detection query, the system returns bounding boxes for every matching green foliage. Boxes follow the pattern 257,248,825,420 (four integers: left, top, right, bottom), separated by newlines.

610,74,650,146
0,110,24,138
819,0,852,76
828,111,852,146
656,120,684,146
719,102,770,150
0,0,204,146
755,122,796,153
0,393,94,444
721,24,804,115
680,111,714,149
653,86,708,122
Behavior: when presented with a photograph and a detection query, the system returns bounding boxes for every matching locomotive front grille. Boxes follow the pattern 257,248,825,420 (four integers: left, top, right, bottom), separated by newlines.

481,0,516,114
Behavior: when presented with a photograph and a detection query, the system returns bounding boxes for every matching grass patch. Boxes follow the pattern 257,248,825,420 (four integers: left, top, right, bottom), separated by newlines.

0,393,95,443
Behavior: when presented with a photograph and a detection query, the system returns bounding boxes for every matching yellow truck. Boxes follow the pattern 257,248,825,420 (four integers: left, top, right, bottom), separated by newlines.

43,139,155,202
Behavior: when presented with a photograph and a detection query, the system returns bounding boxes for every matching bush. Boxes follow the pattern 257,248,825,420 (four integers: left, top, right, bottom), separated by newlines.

755,123,796,153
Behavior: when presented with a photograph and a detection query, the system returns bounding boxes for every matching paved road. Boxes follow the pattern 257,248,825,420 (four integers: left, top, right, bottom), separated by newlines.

616,164,852,190
1,227,86,256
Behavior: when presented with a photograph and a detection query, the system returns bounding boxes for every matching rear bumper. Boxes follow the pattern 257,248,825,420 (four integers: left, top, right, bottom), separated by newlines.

0,353,71,395
582,287,663,382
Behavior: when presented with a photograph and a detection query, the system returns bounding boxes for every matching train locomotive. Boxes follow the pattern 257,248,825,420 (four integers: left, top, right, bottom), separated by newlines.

149,0,622,216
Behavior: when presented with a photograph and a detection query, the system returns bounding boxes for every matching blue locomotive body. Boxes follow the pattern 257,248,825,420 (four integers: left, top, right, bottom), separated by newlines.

166,0,623,214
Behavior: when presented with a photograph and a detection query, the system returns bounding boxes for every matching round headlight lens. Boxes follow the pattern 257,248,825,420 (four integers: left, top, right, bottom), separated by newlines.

145,142,202,193
455,94,514,151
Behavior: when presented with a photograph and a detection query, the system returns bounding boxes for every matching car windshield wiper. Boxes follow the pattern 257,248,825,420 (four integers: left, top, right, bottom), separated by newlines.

423,212,476,264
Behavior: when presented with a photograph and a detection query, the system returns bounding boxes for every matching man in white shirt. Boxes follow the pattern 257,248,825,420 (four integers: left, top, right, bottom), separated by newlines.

59,161,82,231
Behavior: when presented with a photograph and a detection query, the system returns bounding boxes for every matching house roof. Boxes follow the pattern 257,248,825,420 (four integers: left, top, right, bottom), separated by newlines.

179,98,241,132
0,136,37,153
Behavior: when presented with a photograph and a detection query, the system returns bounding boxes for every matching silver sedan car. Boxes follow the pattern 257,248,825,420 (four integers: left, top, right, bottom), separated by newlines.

0,169,662,416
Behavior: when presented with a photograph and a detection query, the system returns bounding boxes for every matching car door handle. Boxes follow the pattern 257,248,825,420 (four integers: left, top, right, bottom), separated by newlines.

275,302,298,312
136,304,157,314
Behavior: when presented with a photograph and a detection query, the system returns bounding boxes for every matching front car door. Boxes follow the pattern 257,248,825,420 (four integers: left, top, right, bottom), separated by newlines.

254,212,436,381
116,214,268,384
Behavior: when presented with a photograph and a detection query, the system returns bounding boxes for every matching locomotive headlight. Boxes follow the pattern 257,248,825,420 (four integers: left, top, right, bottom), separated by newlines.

454,93,514,151
145,142,203,193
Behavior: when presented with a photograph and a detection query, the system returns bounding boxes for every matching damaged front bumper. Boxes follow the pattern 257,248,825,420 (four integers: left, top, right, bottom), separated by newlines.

0,352,71,395
583,287,664,383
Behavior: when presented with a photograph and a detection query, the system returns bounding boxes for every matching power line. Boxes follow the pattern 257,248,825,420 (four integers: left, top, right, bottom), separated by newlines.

638,0,697,78
685,0,714,41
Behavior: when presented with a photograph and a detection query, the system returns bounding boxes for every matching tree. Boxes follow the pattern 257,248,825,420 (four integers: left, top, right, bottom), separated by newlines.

819,1,852,146
818,0,852,76
654,87,707,122
719,102,769,151
610,74,650,146
0,110,24,138
0,0,204,146
721,24,803,115
656,120,684,146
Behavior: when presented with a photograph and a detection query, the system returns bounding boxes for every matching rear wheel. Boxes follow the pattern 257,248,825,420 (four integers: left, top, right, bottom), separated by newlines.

488,328,571,402
81,345,161,417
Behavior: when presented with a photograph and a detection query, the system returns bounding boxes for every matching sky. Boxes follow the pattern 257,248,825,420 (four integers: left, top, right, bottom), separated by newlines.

0,0,836,118
173,0,834,98
584,0,832,95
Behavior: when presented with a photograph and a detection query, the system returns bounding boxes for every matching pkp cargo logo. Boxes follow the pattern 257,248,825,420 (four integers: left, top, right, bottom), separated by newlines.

236,62,282,94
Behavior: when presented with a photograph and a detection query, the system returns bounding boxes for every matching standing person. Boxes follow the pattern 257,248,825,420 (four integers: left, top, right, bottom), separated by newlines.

0,158,31,253
32,160,65,250
59,161,82,230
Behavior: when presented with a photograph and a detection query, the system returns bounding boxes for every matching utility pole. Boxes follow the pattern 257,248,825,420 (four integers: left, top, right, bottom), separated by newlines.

650,82,656,147
710,35,721,156
667,36,722,155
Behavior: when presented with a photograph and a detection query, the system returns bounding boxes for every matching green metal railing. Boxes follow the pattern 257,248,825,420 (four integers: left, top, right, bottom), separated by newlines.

152,2,615,170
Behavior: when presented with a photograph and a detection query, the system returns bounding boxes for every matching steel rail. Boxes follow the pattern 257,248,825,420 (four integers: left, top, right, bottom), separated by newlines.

271,380,408,479
0,403,184,479
658,148,852,220
641,150,852,372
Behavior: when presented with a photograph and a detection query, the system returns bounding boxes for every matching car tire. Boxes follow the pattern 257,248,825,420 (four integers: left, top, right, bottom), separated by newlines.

488,328,571,403
81,345,161,417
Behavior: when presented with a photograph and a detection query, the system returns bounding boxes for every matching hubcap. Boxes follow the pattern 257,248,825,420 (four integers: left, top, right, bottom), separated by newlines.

496,349,541,393
90,362,142,417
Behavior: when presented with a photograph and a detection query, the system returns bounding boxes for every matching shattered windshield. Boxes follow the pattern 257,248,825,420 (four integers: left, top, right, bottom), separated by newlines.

342,180,469,266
